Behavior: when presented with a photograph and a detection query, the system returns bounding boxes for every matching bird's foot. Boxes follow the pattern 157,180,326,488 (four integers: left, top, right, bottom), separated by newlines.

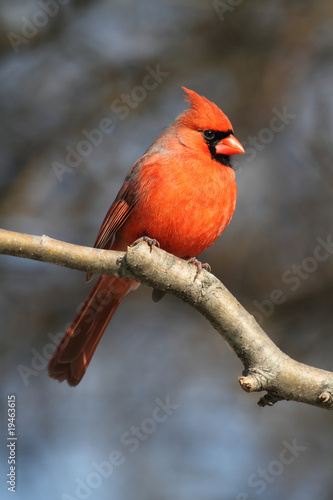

131,236,160,252
131,236,164,301
187,257,211,280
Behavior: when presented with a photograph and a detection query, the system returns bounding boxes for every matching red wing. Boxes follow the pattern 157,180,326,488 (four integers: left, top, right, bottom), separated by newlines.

93,198,134,250
86,193,135,283
86,158,144,282
93,159,143,252
85,173,138,282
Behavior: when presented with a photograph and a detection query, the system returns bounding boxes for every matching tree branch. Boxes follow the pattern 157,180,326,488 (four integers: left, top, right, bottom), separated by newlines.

1,227,332,410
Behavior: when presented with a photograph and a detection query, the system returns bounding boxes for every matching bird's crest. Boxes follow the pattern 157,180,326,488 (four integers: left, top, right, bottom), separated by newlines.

179,87,233,132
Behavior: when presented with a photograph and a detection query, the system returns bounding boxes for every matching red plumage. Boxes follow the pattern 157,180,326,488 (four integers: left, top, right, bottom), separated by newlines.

48,87,244,386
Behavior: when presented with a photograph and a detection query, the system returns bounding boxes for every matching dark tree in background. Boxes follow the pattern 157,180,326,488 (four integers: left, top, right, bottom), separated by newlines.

0,1,333,499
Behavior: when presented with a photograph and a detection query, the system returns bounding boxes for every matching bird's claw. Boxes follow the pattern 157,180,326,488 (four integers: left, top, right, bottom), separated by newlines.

187,257,211,280
131,236,160,252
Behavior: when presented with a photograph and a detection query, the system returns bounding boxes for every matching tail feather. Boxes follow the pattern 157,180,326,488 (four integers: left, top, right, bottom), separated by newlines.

48,275,137,386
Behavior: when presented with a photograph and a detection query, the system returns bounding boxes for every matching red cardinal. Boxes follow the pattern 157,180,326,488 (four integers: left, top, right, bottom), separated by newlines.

48,88,244,386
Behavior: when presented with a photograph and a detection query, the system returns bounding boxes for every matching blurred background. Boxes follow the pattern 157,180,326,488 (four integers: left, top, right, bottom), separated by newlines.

1,0,333,499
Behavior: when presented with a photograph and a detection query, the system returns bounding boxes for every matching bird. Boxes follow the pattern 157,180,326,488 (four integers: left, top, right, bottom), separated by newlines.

48,87,244,386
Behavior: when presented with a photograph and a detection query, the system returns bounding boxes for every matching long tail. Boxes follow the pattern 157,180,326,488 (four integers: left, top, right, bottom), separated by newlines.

48,275,138,386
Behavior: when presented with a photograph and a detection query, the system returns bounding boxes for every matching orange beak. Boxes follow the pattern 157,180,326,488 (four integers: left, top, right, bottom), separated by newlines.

215,135,244,156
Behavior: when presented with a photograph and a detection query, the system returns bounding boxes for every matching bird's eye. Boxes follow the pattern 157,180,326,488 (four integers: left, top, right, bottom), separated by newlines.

203,130,216,141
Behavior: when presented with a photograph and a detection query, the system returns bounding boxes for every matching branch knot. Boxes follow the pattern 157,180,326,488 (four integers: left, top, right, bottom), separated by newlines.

238,369,271,393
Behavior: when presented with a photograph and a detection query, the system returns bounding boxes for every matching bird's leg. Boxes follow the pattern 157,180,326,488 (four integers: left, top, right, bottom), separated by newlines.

187,257,211,281
131,236,164,302
131,236,160,252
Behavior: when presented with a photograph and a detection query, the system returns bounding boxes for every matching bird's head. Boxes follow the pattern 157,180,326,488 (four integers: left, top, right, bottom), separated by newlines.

176,87,244,167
